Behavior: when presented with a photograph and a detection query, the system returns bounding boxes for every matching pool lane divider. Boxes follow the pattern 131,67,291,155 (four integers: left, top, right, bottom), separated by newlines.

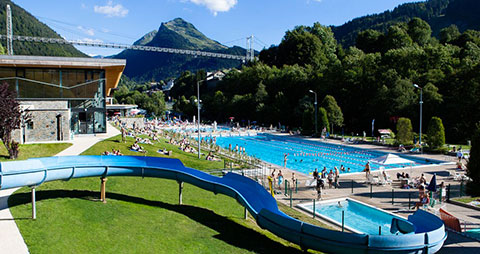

0,155,447,254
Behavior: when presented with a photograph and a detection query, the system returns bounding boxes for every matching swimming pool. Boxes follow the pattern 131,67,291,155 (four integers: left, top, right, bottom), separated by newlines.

213,133,444,175
298,198,409,235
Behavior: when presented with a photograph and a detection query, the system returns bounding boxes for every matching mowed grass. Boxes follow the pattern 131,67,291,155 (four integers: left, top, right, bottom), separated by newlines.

9,135,325,254
0,142,72,161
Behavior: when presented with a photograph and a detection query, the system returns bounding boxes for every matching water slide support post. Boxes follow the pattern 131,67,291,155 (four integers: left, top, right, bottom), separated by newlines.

178,181,184,205
31,187,36,220
341,210,344,232
244,207,248,220
100,177,108,203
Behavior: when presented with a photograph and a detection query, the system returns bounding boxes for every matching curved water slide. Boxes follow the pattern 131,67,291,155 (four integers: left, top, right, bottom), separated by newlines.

0,156,446,253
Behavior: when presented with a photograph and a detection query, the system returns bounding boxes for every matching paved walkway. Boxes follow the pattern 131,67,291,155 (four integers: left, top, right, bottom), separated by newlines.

0,123,120,254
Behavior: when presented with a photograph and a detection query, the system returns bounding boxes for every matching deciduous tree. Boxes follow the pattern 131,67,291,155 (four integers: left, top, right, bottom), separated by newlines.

0,82,23,159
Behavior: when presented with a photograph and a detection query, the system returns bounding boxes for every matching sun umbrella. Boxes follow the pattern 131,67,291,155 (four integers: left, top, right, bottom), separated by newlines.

369,153,414,165
427,174,437,192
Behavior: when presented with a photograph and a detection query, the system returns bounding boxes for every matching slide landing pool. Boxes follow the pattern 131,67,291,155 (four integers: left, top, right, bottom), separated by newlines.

0,156,446,253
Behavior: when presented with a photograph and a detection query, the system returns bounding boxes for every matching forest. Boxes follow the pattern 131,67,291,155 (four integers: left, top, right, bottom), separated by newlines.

168,18,480,143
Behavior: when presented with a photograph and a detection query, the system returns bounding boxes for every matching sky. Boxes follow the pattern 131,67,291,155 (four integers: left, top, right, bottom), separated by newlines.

12,0,421,56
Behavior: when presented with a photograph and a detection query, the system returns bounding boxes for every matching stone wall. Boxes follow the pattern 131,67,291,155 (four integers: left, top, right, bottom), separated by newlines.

12,101,71,143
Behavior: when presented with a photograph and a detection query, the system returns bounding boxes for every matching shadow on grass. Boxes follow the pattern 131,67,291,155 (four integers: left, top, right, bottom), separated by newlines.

8,190,304,254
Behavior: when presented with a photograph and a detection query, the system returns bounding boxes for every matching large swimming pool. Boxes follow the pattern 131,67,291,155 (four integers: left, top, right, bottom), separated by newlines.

298,198,409,235
213,133,443,175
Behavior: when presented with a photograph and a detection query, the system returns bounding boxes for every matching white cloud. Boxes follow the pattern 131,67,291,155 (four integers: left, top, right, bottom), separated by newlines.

189,0,237,16
94,1,129,18
77,26,95,36
101,28,110,33
81,3,87,9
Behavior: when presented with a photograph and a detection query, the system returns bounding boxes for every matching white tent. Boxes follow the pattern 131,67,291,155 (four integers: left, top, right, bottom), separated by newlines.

370,153,414,165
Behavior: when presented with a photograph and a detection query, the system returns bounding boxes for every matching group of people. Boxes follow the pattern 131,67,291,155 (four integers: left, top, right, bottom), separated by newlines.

130,141,145,153
103,149,123,156
312,166,341,200
206,151,221,161
270,169,297,192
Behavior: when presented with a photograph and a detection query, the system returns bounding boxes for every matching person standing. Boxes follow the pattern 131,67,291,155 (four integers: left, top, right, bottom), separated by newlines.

291,173,297,192
283,153,288,168
121,127,126,143
334,166,340,188
313,168,319,180
363,162,371,179
278,170,284,190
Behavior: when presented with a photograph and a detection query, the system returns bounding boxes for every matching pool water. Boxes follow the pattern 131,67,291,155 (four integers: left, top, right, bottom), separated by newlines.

213,133,442,175
302,199,404,235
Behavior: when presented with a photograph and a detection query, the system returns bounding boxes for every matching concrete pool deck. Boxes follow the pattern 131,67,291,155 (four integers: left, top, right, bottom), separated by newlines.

265,135,479,253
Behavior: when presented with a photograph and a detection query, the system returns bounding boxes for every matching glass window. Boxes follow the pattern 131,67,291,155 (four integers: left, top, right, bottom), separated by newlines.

94,111,106,133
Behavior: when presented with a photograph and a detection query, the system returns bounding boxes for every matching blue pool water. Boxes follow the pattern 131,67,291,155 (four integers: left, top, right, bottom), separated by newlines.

213,133,442,175
302,199,404,235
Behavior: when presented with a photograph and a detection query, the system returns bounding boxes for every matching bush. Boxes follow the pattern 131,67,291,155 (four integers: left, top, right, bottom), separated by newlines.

396,117,413,145
319,107,330,133
427,116,445,149
467,122,480,196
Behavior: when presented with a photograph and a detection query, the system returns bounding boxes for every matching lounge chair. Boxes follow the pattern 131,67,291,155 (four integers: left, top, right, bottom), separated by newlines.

366,174,379,185
409,147,420,153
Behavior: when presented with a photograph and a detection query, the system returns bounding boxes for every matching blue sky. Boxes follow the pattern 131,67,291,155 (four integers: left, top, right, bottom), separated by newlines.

13,0,421,56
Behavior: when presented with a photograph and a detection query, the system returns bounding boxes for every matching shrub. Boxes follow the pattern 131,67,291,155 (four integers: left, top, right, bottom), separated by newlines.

396,117,413,145
427,116,445,149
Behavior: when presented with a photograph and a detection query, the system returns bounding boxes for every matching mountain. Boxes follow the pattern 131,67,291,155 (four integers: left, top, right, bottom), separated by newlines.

0,0,86,57
332,0,480,47
114,18,246,81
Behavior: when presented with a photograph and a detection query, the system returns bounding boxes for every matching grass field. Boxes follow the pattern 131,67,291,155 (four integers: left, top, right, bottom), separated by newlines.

0,142,72,161
9,135,327,253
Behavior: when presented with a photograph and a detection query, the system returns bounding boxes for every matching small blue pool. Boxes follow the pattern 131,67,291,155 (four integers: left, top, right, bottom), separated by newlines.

213,133,444,174
299,199,407,235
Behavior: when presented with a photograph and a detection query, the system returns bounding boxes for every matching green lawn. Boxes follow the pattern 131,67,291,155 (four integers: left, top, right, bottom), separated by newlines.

0,142,72,161
453,197,480,205
9,135,326,253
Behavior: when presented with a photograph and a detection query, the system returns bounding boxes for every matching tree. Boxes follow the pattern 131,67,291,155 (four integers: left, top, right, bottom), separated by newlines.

321,95,343,134
0,82,23,159
318,107,330,134
467,122,480,196
439,25,460,44
426,116,445,149
301,106,314,136
385,25,413,51
407,18,432,46
396,117,413,145
356,29,384,53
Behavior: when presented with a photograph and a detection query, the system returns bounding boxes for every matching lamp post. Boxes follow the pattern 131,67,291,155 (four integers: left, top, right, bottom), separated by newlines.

413,84,423,153
309,90,318,136
197,80,204,159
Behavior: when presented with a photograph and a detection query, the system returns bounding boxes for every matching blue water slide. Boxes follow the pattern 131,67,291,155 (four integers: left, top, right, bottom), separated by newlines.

0,156,446,253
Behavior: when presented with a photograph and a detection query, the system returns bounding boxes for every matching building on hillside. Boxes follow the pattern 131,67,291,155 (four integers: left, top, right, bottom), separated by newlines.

205,70,227,89
0,55,126,143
